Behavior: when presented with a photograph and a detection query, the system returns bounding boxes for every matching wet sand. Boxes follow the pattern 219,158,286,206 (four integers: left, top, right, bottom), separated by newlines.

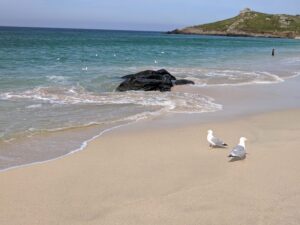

1,109,300,225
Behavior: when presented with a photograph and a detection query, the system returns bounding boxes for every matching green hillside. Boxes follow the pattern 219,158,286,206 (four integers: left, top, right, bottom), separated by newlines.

169,8,300,39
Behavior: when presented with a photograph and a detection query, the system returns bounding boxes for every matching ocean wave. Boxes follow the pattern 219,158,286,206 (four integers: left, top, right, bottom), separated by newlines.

118,66,288,87
283,71,300,80
46,75,68,84
0,85,222,145
26,104,42,109
0,93,221,145
0,86,222,114
281,57,300,65
169,68,285,86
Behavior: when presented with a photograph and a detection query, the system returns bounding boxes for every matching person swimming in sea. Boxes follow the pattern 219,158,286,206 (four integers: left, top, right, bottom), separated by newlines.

272,48,275,56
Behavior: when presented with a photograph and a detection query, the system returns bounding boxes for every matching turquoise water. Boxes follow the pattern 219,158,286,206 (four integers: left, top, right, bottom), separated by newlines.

1,26,300,170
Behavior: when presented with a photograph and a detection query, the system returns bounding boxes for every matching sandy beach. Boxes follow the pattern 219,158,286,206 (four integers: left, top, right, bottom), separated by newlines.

1,108,300,225
1,2,300,225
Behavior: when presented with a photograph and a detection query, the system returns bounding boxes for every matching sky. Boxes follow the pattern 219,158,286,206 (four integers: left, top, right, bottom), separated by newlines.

0,0,299,31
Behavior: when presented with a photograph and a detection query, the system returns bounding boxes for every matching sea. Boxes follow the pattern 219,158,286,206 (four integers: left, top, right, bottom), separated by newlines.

1,26,300,170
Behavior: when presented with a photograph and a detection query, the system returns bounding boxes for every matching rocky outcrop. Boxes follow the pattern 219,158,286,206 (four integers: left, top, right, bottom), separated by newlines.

168,9,300,39
121,69,176,81
116,69,194,92
174,79,195,85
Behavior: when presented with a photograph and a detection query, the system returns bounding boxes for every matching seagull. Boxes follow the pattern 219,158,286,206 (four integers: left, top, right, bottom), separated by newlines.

207,130,228,148
228,137,247,160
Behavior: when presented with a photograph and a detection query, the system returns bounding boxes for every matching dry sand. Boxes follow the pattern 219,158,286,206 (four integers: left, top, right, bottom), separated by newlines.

1,109,300,225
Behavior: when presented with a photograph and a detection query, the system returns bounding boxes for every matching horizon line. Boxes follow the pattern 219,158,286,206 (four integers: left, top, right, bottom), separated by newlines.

0,25,166,33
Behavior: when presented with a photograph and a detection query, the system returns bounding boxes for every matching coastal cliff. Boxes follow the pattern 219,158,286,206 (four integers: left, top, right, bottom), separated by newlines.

168,8,300,39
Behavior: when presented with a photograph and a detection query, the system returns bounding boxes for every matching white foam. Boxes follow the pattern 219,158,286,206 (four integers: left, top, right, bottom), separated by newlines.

282,57,300,65
26,104,42,109
169,68,286,87
0,71,225,173
284,71,300,80
0,91,222,173
0,85,222,115
46,75,68,84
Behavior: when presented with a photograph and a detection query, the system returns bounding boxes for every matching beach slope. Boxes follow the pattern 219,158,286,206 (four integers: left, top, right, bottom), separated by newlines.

1,109,300,225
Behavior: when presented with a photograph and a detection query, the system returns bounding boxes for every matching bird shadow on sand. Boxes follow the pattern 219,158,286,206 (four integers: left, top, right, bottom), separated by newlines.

210,145,227,149
228,156,246,163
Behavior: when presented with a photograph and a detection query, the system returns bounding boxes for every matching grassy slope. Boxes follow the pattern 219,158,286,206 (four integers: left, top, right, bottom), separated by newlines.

185,11,300,36
193,16,238,32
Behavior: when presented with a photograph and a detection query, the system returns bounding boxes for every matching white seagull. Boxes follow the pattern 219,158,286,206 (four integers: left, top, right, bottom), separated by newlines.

207,130,228,148
228,137,247,160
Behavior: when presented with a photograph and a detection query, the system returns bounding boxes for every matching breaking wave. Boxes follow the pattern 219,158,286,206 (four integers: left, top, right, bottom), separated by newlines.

46,75,68,83
169,68,286,86
0,86,222,114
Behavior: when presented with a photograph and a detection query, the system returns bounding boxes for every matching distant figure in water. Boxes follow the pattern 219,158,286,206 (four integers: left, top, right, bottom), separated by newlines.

272,48,275,56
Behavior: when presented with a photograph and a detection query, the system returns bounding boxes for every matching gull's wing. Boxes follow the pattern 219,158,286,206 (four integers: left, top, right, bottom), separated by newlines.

211,136,227,147
228,145,246,159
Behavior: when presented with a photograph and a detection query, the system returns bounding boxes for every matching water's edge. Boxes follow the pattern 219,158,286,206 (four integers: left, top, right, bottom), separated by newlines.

2,75,300,173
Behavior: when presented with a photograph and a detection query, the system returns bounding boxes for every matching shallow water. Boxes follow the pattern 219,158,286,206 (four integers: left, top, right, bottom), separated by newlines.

0,26,300,170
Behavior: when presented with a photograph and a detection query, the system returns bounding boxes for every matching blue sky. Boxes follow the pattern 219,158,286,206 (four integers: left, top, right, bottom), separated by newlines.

0,0,299,31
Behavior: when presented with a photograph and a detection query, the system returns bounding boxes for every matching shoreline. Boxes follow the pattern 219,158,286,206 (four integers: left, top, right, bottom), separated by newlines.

0,121,135,173
2,27,300,172
1,74,300,172
1,108,300,224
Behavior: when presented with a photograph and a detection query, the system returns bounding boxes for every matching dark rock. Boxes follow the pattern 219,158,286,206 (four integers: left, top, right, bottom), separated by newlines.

121,69,176,81
166,29,181,34
116,69,194,92
174,79,195,85
117,78,173,92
